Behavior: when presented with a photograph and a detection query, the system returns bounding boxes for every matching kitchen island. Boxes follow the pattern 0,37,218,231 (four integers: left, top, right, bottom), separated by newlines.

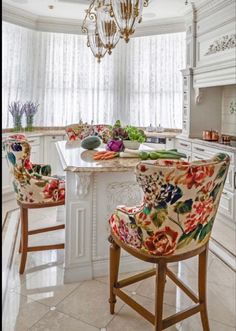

56,141,149,283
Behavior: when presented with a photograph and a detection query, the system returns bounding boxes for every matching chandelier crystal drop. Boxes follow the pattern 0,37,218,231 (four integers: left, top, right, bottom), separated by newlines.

111,0,145,43
97,3,120,54
87,22,107,63
82,0,149,62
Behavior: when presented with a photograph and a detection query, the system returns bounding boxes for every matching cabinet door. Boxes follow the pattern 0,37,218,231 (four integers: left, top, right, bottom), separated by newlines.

31,145,41,164
44,136,65,176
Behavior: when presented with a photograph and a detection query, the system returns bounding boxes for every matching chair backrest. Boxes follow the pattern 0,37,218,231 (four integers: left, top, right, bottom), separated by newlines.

134,153,230,256
3,136,32,173
65,123,112,143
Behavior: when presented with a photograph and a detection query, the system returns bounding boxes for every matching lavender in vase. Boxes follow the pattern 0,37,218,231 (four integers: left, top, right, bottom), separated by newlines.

8,101,24,132
22,101,39,131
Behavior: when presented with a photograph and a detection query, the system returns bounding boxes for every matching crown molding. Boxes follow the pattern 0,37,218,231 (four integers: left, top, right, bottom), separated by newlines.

135,17,185,37
194,0,235,20
2,3,37,30
2,3,185,36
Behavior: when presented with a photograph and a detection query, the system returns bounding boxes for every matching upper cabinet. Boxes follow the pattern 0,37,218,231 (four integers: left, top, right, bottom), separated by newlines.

185,0,236,88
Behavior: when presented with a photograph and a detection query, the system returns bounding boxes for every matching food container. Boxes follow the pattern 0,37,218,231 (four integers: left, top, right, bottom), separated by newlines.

202,130,219,141
202,130,212,141
211,131,219,141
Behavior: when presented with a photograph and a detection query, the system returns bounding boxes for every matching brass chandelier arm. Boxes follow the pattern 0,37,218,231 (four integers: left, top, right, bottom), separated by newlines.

81,0,97,33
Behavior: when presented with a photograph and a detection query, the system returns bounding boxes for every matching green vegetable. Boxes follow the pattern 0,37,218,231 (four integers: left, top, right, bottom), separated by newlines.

124,126,146,143
81,136,101,150
139,151,149,160
137,149,187,160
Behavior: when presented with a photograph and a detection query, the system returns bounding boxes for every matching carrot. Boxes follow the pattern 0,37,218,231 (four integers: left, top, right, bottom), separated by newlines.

94,155,103,160
94,151,107,155
104,155,116,160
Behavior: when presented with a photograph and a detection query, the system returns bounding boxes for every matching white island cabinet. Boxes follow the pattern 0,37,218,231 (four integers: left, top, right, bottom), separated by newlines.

56,141,150,283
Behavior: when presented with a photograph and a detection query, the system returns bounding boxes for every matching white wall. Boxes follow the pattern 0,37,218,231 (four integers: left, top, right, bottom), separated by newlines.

221,85,236,136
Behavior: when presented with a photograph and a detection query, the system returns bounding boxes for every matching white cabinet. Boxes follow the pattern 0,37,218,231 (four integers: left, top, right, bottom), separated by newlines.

175,138,192,162
192,0,236,87
44,135,65,176
28,136,42,164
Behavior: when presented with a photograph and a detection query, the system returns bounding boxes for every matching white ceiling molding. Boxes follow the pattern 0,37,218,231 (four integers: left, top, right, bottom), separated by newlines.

2,2,185,36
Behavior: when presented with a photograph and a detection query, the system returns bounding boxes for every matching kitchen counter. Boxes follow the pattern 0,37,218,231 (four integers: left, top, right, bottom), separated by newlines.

55,141,148,283
176,135,236,153
2,130,65,138
56,141,140,173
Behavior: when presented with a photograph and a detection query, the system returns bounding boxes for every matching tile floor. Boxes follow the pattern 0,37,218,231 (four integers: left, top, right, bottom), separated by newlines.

2,206,236,331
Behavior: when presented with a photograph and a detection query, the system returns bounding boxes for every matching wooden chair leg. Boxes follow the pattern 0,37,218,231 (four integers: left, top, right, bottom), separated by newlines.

198,247,210,331
109,236,121,314
19,207,28,274
155,262,167,331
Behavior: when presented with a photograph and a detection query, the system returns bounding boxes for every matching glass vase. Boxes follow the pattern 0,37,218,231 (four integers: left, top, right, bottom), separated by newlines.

13,116,22,132
26,115,34,132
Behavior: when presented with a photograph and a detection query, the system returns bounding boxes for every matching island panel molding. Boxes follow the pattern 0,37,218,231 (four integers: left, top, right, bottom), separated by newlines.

106,181,142,217
76,173,91,198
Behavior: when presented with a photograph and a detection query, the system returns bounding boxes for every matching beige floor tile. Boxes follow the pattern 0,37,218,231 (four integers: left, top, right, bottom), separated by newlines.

96,271,148,293
208,255,236,288
107,294,178,331
14,265,81,307
57,279,124,328
30,310,99,331
136,275,181,308
179,314,236,331
212,218,236,255
2,290,49,331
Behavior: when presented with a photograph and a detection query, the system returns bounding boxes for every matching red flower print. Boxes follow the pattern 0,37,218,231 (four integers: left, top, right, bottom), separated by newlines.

176,165,214,189
184,197,214,233
139,165,148,172
24,159,33,170
144,226,178,256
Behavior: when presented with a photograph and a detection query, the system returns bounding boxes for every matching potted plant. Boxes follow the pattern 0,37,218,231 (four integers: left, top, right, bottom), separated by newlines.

22,101,40,131
123,125,146,149
8,101,24,132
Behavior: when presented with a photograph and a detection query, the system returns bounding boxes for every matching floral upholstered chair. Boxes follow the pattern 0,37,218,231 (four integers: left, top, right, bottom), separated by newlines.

65,123,112,143
3,135,65,274
108,153,230,331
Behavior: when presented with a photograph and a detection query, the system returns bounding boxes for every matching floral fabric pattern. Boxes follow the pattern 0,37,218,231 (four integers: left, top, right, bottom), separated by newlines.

109,154,230,257
65,124,112,143
3,137,65,204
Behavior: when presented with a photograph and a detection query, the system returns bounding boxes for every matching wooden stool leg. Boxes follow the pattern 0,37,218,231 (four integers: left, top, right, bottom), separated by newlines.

18,238,22,253
198,247,210,331
155,262,167,331
19,207,28,274
109,236,121,314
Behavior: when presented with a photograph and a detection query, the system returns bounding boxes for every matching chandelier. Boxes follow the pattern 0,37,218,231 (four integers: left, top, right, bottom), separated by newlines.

82,0,149,62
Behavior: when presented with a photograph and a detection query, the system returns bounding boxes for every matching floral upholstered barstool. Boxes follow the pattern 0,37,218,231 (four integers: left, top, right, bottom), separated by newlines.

3,135,65,274
108,153,230,331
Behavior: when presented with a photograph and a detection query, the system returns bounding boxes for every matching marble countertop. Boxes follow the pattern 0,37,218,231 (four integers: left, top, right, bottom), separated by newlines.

176,135,236,153
144,131,180,138
56,141,141,173
2,130,65,138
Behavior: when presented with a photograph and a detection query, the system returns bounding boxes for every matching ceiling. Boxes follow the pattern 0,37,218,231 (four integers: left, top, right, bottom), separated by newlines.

3,0,189,21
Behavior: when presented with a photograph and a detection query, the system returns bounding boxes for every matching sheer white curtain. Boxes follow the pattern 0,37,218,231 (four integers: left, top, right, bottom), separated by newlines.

2,21,186,129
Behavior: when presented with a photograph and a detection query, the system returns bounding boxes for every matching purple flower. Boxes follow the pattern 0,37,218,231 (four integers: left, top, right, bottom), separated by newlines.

22,101,39,117
8,101,24,118
107,140,124,152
